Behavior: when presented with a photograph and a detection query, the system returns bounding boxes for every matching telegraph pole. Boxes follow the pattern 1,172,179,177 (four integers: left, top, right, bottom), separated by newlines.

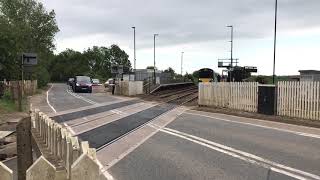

273,0,278,84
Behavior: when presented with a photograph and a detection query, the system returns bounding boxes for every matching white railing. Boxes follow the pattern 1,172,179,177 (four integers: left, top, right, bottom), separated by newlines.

0,109,106,180
199,82,258,112
277,81,320,120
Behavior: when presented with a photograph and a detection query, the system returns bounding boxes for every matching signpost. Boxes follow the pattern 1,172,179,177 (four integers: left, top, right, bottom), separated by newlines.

18,53,37,111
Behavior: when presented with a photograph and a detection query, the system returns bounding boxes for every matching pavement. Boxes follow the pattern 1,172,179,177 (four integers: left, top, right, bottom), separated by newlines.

6,83,320,180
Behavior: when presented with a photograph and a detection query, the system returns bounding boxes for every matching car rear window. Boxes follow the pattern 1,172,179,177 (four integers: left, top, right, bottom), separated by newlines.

77,76,91,83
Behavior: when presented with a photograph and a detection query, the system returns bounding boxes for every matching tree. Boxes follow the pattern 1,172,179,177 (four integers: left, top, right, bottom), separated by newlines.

49,45,131,82
146,66,156,70
0,0,59,86
164,67,175,77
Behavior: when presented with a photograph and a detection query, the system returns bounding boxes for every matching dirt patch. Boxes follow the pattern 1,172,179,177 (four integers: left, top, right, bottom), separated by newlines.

194,106,320,129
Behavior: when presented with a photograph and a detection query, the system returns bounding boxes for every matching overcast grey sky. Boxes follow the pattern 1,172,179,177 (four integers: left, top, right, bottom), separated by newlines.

41,0,320,75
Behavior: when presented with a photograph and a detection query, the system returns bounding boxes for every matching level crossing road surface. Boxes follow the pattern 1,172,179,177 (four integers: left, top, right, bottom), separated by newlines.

29,83,320,180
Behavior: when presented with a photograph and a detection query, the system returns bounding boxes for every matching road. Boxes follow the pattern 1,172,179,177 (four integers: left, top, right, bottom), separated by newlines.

30,83,320,180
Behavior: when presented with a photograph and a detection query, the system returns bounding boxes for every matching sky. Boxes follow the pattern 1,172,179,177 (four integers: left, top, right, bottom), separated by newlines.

40,0,320,75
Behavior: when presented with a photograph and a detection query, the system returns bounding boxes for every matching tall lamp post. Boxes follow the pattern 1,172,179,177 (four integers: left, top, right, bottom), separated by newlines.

227,25,234,82
181,52,184,75
273,0,278,84
153,34,159,84
132,27,136,73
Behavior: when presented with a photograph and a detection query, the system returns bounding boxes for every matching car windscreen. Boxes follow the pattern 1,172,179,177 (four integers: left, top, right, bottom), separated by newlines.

92,79,100,83
77,76,91,83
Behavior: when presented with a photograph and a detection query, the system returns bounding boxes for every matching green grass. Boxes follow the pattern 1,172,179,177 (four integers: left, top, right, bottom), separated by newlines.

0,97,28,113
0,98,17,113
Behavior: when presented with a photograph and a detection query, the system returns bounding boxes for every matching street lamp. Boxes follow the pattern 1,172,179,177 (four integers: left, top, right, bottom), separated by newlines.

227,25,234,81
153,34,159,84
181,52,184,75
132,27,136,73
273,0,278,84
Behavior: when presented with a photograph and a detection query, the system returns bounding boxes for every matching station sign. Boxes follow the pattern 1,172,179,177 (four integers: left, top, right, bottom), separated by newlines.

22,53,37,66
22,53,37,73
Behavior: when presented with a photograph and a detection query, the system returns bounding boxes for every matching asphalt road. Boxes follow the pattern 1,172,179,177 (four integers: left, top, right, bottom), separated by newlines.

106,111,320,180
20,83,320,180
47,83,120,113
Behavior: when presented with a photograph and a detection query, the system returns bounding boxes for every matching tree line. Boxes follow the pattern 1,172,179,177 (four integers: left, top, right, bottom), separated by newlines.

0,0,131,87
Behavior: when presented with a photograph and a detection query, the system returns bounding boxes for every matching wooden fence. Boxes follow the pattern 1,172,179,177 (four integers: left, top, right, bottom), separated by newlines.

0,109,106,180
277,81,320,120
0,80,37,99
199,82,258,112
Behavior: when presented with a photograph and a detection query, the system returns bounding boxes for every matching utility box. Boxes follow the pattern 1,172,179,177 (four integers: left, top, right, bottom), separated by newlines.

258,85,277,115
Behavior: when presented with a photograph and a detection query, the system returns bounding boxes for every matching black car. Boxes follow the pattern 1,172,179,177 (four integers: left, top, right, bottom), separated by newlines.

72,76,92,93
67,78,74,86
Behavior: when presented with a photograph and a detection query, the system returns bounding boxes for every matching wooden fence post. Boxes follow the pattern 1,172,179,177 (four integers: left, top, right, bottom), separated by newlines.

17,117,33,180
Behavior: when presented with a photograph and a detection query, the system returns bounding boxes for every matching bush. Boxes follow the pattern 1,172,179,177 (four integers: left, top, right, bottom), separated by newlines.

36,66,50,88
2,89,12,101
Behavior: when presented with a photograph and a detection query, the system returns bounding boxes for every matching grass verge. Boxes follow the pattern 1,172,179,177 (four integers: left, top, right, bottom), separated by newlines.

0,98,16,114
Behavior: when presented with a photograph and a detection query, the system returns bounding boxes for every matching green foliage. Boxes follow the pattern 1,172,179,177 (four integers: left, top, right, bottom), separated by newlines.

0,0,59,83
247,75,292,84
164,67,175,77
146,66,156,70
36,66,50,87
0,98,16,113
2,89,12,100
49,45,131,82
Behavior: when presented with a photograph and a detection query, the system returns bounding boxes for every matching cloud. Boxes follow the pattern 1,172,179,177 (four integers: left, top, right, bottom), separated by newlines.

41,0,320,75
43,0,320,47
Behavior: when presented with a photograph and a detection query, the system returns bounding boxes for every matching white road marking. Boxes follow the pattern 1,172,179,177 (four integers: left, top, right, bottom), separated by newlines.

100,107,188,171
103,128,160,171
66,89,97,105
63,123,76,135
148,124,320,180
185,112,320,139
46,84,57,113
96,160,115,180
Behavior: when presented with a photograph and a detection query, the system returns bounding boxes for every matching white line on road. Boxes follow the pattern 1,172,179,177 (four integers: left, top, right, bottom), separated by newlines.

63,123,76,135
185,112,320,139
47,84,57,114
148,124,320,180
66,89,97,105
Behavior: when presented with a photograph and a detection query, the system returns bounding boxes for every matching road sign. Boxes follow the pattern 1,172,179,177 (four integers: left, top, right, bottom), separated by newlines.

111,65,118,74
118,65,124,74
22,53,37,66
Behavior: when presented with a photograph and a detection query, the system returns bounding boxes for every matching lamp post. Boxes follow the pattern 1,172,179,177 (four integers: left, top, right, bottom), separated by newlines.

132,27,136,73
273,0,278,84
227,25,234,81
153,34,159,84
181,52,184,75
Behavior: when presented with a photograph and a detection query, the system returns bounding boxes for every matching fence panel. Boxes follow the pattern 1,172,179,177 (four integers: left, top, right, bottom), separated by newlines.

0,161,13,180
277,81,320,121
198,82,258,112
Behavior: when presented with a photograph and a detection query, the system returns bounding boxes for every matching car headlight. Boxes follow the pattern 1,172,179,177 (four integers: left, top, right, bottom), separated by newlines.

76,83,80,86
